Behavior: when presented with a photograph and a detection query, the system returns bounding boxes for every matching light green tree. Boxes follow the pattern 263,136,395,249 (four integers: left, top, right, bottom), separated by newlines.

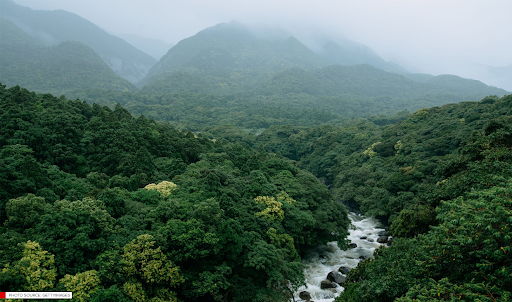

1,241,56,291
59,270,101,302
254,191,296,222
120,234,184,301
144,180,178,197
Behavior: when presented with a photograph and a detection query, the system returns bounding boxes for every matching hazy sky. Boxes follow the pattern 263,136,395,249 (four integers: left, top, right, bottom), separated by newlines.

11,0,512,87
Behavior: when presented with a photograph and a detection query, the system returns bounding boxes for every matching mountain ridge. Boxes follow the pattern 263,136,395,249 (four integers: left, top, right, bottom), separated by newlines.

0,0,156,83
0,18,136,95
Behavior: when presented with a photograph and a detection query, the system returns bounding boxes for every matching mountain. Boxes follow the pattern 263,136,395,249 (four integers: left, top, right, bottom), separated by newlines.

139,21,326,88
243,64,420,100
117,33,174,61
89,64,508,132
247,64,508,110
252,63,508,100
0,0,156,83
0,18,136,95
140,21,412,90
0,14,40,48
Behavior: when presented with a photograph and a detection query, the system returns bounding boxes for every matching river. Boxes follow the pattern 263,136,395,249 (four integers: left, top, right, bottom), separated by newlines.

293,211,388,301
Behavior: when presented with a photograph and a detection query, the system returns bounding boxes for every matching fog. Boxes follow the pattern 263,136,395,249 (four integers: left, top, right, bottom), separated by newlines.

11,0,512,90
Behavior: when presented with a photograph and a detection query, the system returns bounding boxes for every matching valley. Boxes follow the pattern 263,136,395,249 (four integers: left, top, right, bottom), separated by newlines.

0,1,511,301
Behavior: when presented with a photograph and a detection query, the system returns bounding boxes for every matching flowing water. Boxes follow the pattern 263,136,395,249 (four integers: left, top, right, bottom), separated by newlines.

294,211,388,302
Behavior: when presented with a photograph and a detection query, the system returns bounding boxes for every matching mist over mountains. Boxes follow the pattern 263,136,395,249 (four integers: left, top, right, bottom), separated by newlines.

0,0,509,109
0,0,156,83
141,21,406,87
0,18,136,95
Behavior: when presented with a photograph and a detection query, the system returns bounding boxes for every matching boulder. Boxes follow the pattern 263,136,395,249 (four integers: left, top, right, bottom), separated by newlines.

359,236,367,240
299,291,312,301
339,266,351,274
367,238,374,242
348,243,357,249
377,236,389,244
378,230,388,236
327,271,346,284
320,280,336,289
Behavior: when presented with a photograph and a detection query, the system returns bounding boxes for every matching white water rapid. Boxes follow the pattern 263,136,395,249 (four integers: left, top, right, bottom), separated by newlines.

294,211,388,302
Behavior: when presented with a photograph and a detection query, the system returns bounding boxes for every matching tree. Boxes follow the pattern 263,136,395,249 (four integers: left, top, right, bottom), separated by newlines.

144,181,178,197
0,145,48,221
59,270,101,302
0,241,57,291
120,234,184,301
4,194,49,230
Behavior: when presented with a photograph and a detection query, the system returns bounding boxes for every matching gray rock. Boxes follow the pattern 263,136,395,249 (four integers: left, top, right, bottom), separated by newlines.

348,243,357,249
327,271,346,284
299,291,312,301
359,236,367,240
367,238,374,242
320,280,336,289
378,230,388,236
339,266,351,274
377,236,389,243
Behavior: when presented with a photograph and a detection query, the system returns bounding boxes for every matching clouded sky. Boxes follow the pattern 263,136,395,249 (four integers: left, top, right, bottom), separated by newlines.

11,0,512,88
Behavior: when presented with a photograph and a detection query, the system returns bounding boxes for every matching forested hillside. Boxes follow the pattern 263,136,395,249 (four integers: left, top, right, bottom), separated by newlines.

0,18,136,96
71,63,507,132
203,93,512,301
0,0,156,83
1,9,508,131
0,84,349,301
334,95,512,301
139,22,326,88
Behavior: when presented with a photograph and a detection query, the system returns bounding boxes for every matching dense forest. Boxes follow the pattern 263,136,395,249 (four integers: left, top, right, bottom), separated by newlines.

66,63,508,132
0,84,350,301
202,94,512,301
1,85,511,301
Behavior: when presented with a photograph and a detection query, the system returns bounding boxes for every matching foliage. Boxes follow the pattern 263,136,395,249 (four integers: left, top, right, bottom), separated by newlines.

144,181,178,197
59,270,101,302
0,85,349,301
333,99,512,301
255,95,512,230
0,241,57,291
